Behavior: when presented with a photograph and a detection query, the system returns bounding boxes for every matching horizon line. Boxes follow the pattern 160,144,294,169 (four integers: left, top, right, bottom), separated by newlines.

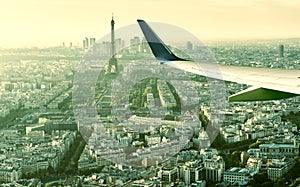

1,36,300,49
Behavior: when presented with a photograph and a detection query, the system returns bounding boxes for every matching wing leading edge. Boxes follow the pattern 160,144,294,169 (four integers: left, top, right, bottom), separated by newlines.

137,19,300,102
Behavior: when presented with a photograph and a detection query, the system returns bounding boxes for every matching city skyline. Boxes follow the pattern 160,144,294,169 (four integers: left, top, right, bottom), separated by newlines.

1,0,300,47
0,32,299,186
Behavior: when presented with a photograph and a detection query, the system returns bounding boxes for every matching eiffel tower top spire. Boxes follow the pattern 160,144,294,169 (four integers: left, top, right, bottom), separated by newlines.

111,13,115,57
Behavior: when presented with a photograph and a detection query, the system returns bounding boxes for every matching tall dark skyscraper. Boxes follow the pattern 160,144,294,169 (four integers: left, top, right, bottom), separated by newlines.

83,37,89,49
85,37,89,49
279,44,284,58
90,38,96,46
108,15,118,73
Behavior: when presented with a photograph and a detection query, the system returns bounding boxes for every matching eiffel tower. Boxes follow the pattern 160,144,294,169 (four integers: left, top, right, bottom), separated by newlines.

107,15,118,73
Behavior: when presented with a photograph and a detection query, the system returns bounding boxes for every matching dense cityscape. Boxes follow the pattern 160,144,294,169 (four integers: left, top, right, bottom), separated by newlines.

0,18,300,187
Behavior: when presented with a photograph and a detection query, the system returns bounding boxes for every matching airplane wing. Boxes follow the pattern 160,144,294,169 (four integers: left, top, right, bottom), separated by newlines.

137,19,300,102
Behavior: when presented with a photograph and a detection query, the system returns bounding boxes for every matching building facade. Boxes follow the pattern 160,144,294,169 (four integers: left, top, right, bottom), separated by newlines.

259,143,299,158
204,155,225,182
267,159,295,181
223,167,250,186
0,166,21,183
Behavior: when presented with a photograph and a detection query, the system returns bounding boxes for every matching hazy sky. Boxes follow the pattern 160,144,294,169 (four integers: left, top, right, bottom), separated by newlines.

1,0,300,47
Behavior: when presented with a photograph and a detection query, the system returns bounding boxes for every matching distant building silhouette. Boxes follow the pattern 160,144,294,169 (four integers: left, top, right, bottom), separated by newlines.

83,37,96,49
83,39,86,49
115,38,125,53
279,44,284,57
85,37,89,48
130,36,141,52
90,38,96,46
187,41,193,50
130,36,140,45
83,37,90,49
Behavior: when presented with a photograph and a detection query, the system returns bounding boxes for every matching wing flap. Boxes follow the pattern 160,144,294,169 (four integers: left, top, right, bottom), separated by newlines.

229,87,298,102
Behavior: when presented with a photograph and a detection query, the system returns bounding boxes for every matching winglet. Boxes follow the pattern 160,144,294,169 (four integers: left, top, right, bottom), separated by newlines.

137,19,187,63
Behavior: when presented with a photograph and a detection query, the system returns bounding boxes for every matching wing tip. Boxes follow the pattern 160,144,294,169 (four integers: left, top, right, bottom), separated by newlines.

137,18,188,63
